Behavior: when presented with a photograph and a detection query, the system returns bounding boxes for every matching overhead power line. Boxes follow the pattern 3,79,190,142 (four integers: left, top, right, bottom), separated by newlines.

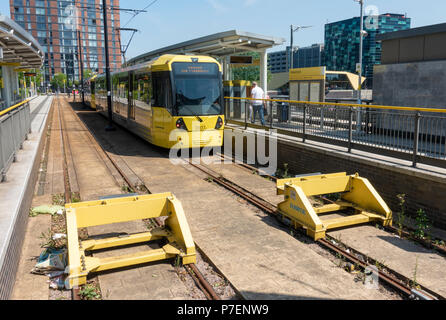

122,0,160,28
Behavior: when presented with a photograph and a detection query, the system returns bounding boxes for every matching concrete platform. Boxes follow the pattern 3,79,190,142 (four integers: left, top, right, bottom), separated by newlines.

0,96,53,299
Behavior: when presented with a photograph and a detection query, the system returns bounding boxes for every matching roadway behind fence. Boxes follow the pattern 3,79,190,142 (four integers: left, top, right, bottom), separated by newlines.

0,100,31,182
224,97,446,169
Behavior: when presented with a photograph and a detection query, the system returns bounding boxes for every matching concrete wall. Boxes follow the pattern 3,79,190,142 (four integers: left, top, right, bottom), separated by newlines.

381,31,446,64
373,60,446,109
226,128,446,230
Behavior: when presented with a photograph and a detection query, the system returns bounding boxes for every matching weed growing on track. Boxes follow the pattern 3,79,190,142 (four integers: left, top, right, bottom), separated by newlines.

396,194,406,237
414,209,430,240
52,193,65,206
71,192,81,203
374,259,386,271
174,255,182,268
411,256,420,289
39,229,57,249
79,283,101,300
121,184,134,193
275,163,292,179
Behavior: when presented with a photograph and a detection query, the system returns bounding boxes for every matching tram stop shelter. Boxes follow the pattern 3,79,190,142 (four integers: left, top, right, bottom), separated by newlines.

0,14,44,111
127,30,285,94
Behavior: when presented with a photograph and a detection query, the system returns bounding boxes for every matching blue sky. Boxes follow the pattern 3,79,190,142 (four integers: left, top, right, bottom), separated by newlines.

1,0,445,59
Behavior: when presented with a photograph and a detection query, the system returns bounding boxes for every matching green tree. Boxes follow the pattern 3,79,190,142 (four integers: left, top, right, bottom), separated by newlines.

83,69,94,80
51,73,67,91
231,51,272,83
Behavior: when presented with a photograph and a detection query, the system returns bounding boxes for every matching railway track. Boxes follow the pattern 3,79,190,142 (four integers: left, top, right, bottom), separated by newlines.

218,153,446,257
185,156,445,300
56,97,223,301
56,97,444,300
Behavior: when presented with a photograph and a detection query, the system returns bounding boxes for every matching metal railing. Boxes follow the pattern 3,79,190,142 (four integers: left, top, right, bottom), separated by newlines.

0,99,31,181
224,97,446,168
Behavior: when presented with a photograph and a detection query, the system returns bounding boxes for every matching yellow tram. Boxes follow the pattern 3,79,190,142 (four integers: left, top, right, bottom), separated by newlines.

84,54,224,149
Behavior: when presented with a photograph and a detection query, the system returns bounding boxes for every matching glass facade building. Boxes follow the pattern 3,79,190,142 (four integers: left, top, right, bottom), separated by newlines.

324,13,411,87
268,44,324,74
10,0,122,84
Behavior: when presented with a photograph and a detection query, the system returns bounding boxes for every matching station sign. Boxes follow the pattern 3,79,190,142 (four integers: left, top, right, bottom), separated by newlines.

230,56,253,65
230,56,260,68
289,66,326,81
25,72,37,77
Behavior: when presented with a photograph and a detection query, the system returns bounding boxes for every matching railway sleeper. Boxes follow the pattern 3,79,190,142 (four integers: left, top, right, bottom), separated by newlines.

276,172,392,241
65,192,196,289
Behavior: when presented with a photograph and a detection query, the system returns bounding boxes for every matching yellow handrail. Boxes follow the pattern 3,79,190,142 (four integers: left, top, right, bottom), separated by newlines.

224,96,446,114
0,99,30,117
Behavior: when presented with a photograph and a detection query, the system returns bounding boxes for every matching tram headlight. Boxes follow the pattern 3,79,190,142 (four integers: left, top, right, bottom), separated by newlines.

215,116,223,129
176,118,188,130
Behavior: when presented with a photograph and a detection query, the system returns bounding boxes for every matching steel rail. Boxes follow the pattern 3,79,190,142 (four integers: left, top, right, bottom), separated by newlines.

56,97,81,300
186,158,444,300
186,264,221,300
322,235,440,300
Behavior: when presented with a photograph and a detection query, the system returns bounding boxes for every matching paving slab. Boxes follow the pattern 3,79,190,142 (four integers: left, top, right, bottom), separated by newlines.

0,96,53,299
10,214,51,300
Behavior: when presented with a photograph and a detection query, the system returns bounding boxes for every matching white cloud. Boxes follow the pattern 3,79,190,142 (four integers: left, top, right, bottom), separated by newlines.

207,0,228,12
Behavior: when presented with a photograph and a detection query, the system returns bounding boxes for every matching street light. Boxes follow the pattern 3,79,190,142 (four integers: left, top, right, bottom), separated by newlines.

354,0,365,133
289,25,312,70
354,0,364,102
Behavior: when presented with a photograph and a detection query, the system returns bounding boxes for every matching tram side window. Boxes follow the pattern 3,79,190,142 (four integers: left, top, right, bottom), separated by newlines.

133,72,152,110
112,75,119,113
153,73,173,113
100,78,106,110
119,76,129,100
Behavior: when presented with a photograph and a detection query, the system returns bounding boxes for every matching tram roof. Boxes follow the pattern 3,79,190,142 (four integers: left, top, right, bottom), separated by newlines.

0,15,44,69
126,30,285,66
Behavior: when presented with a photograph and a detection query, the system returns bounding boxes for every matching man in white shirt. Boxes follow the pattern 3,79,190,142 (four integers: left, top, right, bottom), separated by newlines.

250,82,265,125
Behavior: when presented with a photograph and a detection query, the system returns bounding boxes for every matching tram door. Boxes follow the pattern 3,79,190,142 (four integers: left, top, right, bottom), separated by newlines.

128,72,135,120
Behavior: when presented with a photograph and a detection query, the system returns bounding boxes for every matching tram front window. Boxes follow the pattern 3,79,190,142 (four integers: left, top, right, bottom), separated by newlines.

172,62,222,116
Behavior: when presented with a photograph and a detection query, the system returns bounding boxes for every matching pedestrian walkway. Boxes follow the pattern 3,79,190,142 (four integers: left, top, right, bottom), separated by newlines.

0,95,53,299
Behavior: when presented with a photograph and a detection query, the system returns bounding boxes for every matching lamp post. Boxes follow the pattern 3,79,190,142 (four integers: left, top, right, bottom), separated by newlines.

354,0,365,132
289,25,312,70
103,0,115,131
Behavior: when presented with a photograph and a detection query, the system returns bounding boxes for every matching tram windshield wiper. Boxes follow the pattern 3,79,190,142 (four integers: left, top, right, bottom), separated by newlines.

176,92,204,122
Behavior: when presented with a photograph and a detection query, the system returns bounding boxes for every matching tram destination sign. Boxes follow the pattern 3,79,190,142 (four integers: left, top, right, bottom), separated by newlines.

173,62,218,75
